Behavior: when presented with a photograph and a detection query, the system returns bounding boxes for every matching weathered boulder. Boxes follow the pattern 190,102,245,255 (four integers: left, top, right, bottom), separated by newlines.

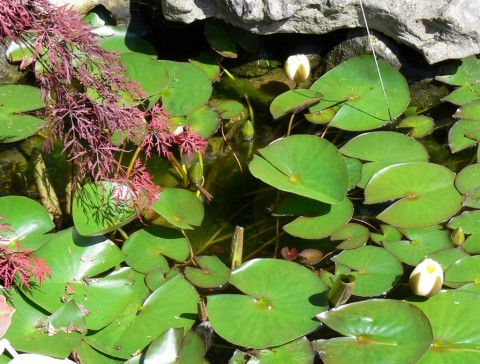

161,0,480,64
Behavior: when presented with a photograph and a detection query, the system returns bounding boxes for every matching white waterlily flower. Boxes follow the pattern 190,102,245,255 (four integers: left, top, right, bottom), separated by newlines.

409,258,443,297
284,54,311,82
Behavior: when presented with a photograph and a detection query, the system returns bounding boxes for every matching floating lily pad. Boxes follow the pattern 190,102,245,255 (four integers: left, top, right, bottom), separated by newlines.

436,55,480,86
95,26,157,56
370,224,401,245
281,197,353,239
409,290,480,363
72,182,137,236
73,340,124,364
463,234,480,254
383,226,453,266
443,83,480,105
444,255,480,288
204,19,238,58
145,266,180,292
0,85,46,142
249,135,348,204
0,196,54,245
448,119,479,153
314,299,432,363
247,336,315,364
427,248,470,271
158,61,212,117
364,162,463,229
396,115,434,138
331,223,370,250
214,99,245,120
87,274,198,359
448,210,480,234
143,328,206,364
185,104,220,138
123,226,190,273
340,131,429,188
185,255,231,289
343,156,362,190
207,259,328,349
331,246,403,297
190,50,221,82
4,293,86,358
151,188,204,230
270,89,322,119
455,163,480,196
309,55,410,131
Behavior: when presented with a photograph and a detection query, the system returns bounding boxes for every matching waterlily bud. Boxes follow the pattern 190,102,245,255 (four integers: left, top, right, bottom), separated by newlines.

451,227,465,246
284,54,311,82
409,258,443,297
241,120,255,140
188,162,203,185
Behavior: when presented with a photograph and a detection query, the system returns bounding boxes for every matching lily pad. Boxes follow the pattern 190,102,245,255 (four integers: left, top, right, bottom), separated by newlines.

123,226,190,273
455,163,480,196
158,61,212,117
4,293,86,358
248,135,348,204
370,224,401,245
331,246,403,297
409,290,480,363
444,255,480,288
364,162,463,229
190,50,221,82
448,210,480,234
443,83,480,105
151,188,204,230
270,89,322,119
0,196,54,245
184,255,231,289
72,182,137,236
204,19,238,58
314,299,432,363
145,266,180,292
185,104,220,138
331,223,370,250
95,26,157,56
339,131,429,188
207,259,328,349
247,337,315,364
396,115,434,138
143,328,206,364
0,85,46,142
436,55,480,86
309,55,410,131
448,119,479,153
427,248,470,271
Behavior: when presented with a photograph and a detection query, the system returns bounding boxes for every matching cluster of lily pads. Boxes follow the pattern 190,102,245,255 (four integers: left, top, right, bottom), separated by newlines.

1,6,480,363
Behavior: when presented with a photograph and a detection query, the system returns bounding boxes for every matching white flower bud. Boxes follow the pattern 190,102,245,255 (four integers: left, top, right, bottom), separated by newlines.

284,54,311,82
409,258,443,297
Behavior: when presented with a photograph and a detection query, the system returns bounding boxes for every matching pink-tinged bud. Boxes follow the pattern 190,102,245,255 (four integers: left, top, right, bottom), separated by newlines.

284,54,311,82
409,258,443,297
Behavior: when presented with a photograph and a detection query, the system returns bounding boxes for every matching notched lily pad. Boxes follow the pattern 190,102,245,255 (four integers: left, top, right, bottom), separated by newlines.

185,255,231,289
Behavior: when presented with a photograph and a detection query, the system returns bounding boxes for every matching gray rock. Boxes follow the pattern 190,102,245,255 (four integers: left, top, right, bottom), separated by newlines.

161,0,480,64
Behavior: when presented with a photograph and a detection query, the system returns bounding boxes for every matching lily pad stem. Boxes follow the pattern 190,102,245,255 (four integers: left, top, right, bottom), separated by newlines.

286,113,295,137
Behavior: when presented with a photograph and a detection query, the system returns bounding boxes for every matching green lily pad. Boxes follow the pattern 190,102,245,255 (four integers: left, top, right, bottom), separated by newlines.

409,290,480,363
119,52,168,105
26,227,125,313
443,82,480,105
73,340,125,364
396,115,434,138
185,255,231,288
436,55,480,86
463,233,480,254
331,223,370,250
151,188,204,230
123,226,190,273
370,224,401,245
95,26,157,56
331,246,403,297
87,274,198,359
444,255,480,288
158,61,212,117
270,89,322,119
383,226,453,266
214,99,245,120
185,104,220,138
248,135,348,204
455,163,480,195
207,259,328,349
0,85,46,142
314,299,432,363
204,19,238,58
448,119,479,153
247,336,315,364
448,210,480,234
143,328,205,364
427,248,470,271
343,156,362,190
281,197,353,239
364,162,463,229
309,55,410,131
145,266,180,292
339,131,429,188
0,196,54,245
190,50,221,82
4,293,86,358
304,107,337,125
72,181,138,237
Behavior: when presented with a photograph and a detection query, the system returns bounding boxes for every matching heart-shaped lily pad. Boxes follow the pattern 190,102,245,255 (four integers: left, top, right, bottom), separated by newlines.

95,26,157,56
448,210,480,234
270,89,322,119
0,85,46,142
370,224,402,245
448,119,479,153
0,196,54,245
408,290,480,363
396,115,434,138
331,223,370,250
314,299,432,363
455,163,480,199
427,248,470,271
331,246,403,297
364,162,463,228
207,259,328,349
247,336,315,363
444,255,480,288
248,135,348,204
185,104,220,138
122,226,190,273
184,255,231,288
340,131,429,188
309,55,410,131
72,182,137,236
151,188,204,230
